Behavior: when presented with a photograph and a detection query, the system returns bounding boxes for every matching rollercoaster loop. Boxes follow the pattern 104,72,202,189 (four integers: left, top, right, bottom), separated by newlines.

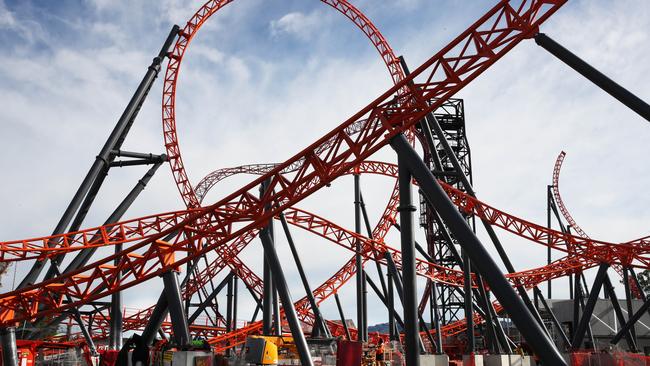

5,0,642,361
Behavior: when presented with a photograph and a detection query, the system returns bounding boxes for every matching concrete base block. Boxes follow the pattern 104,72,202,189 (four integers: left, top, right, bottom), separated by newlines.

420,354,450,366
508,355,534,366
463,354,484,366
485,354,510,366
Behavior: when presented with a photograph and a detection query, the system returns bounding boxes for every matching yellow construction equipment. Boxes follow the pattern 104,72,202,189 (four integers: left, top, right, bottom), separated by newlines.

243,336,294,365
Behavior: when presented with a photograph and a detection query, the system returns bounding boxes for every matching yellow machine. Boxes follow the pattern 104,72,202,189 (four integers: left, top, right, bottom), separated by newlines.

244,336,297,365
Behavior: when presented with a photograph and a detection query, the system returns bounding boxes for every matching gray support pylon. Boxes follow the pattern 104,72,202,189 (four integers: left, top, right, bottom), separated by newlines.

272,277,281,336
141,232,189,346
388,267,397,341
33,161,165,336
226,273,234,332
109,244,123,350
261,179,274,335
577,277,596,348
26,25,179,287
279,212,330,338
535,33,650,122
354,174,365,342
188,272,234,323
142,294,168,345
259,230,314,366
359,192,388,297
622,268,638,343
162,271,191,346
603,274,637,352
226,274,233,357
573,273,580,338
334,293,352,341
533,287,571,348
629,268,650,319
251,303,261,323
611,295,650,345
65,161,165,273
362,271,369,342
73,311,98,355
429,280,443,354
233,275,238,331
572,263,609,348
393,158,420,366
390,133,566,366
462,250,474,354
365,273,406,329
547,185,553,299
475,274,499,354
0,327,18,366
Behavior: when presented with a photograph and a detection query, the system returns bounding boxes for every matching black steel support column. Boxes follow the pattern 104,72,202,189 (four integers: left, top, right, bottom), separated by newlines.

110,243,123,350
259,230,314,366
0,327,18,366
572,263,608,349
573,273,580,338
233,275,238,331
362,272,369,342
398,156,420,365
64,162,165,274
603,274,637,352
226,273,234,333
360,192,389,298
272,281,281,336
622,268,638,343
629,268,650,319
261,179,274,336
388,267,397,341
547,185,553,299
611,296,650,346
279,212,330,338
462,250,475,354
354,174,366,342
142,293,169,345
21,25,179,288
533,287,571,348
162,271,191,346
385,252,427,352
225,273,234,357
430,280,443,353
334,293,351,341
390,133,565,365
366,273,405,329
476,275,499,354
73,311,98,355
535,33,650,122
188,272,234,323
251,303,261,323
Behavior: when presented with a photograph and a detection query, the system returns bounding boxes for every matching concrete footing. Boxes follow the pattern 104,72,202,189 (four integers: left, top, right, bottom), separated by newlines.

483,354,535,366
485,354,510,366
420,354,450,366
508,355,534,366
463,354,484,366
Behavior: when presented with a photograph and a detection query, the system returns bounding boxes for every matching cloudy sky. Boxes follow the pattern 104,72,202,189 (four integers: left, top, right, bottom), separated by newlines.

1,0,649,332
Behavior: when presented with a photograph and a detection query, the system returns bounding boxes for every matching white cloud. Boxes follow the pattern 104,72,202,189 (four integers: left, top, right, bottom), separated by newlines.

269,10,324,41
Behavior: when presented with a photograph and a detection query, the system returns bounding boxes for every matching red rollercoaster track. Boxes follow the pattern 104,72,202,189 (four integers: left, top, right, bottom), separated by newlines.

6,0,649,362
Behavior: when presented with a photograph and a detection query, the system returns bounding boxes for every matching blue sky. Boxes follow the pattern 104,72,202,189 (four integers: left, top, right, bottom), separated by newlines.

1,0,650,332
